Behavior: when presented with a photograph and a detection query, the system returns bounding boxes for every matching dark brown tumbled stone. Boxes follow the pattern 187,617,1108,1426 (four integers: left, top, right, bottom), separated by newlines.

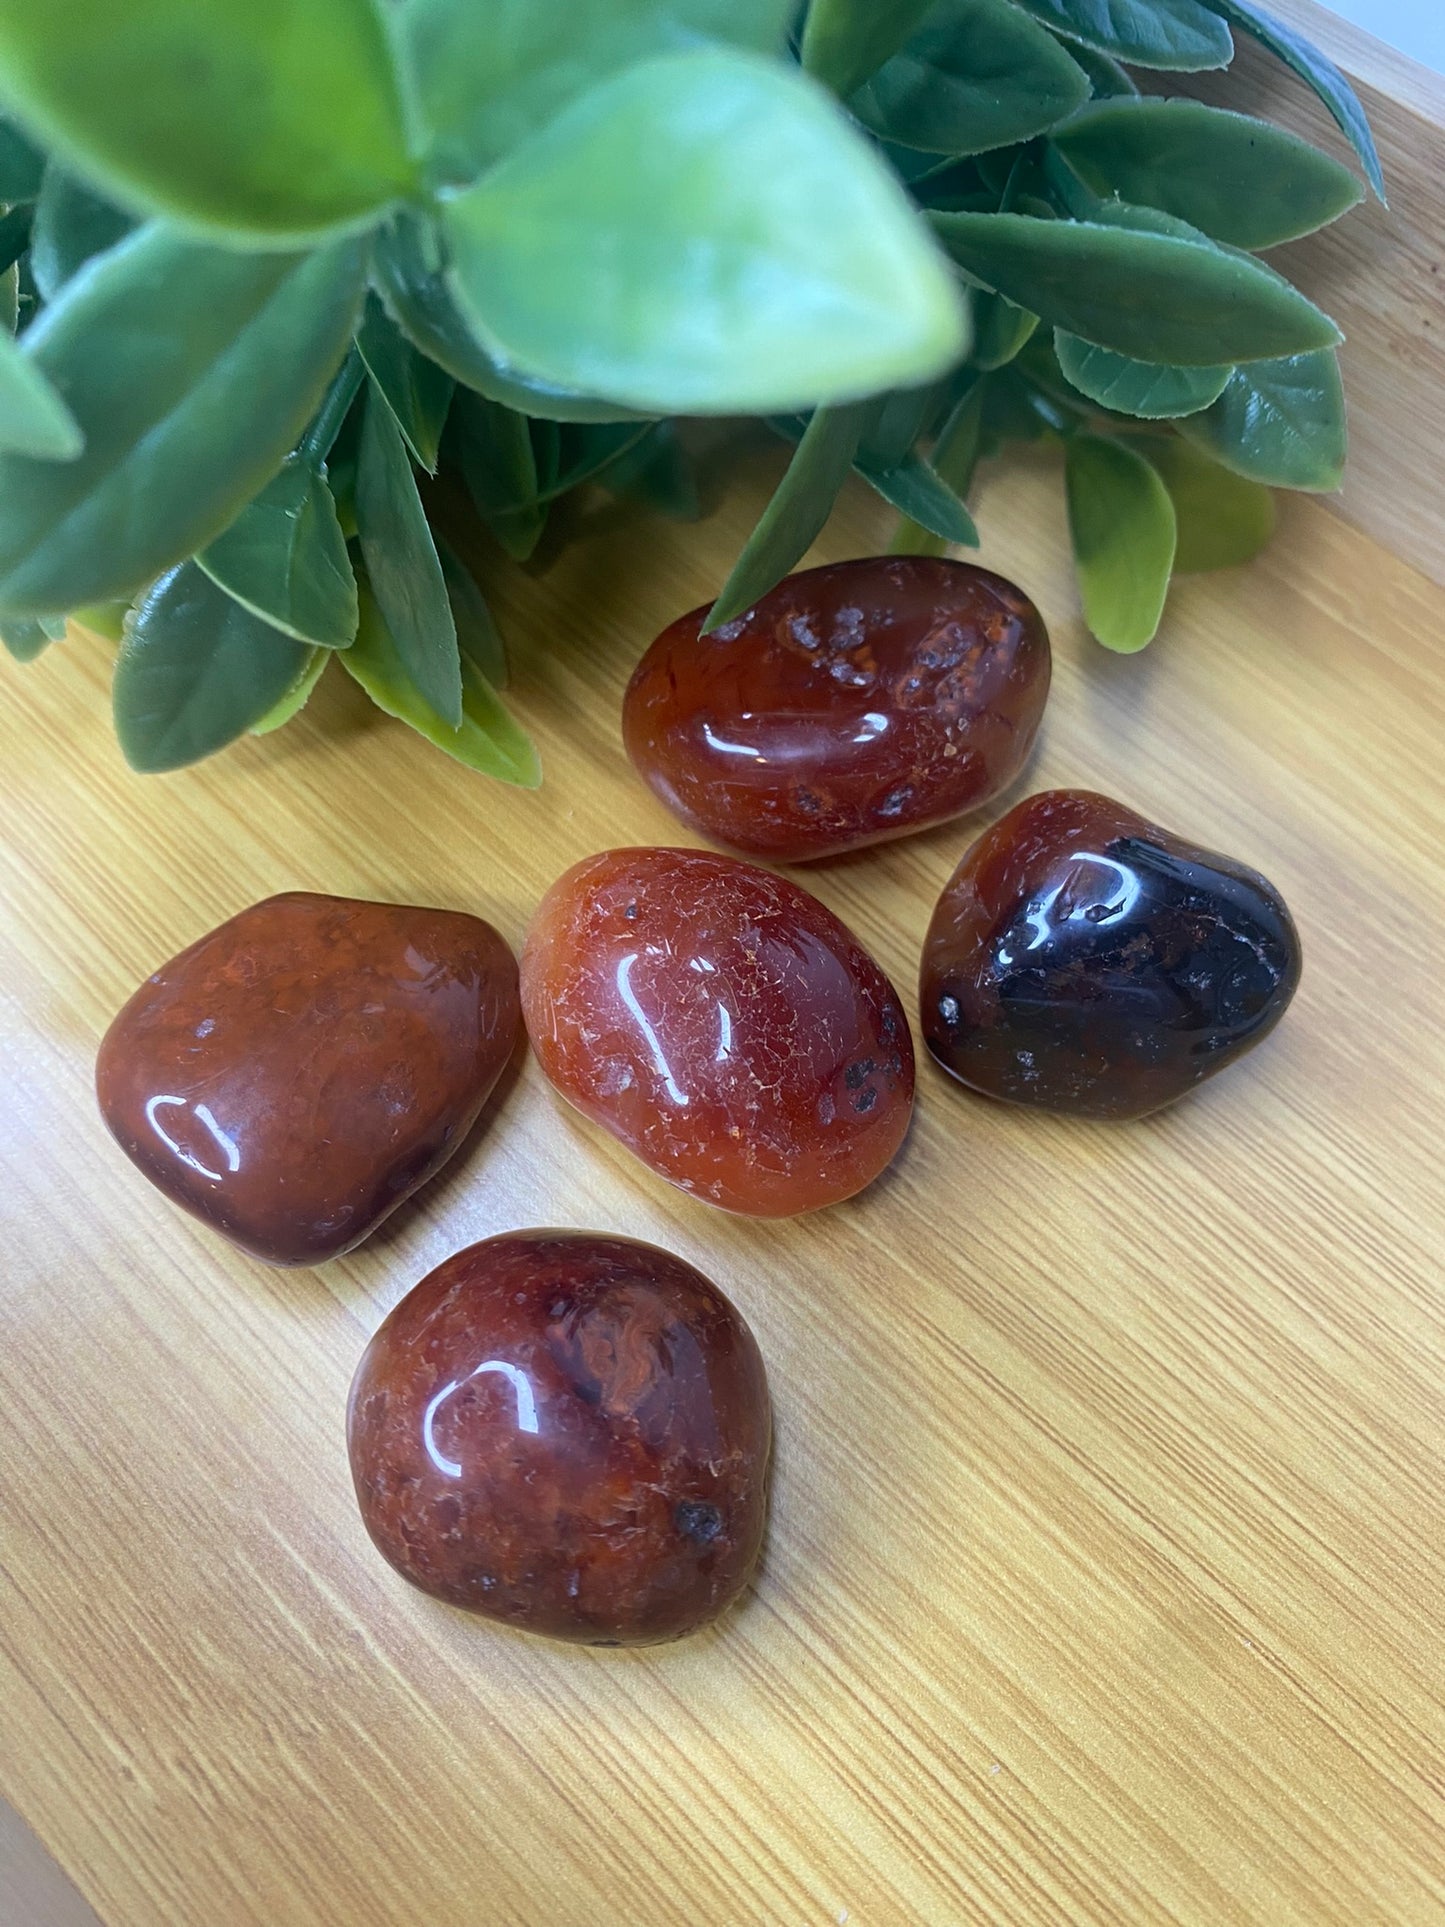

95,892,519,1264
920,789,1302,1119
347,1231,771,1644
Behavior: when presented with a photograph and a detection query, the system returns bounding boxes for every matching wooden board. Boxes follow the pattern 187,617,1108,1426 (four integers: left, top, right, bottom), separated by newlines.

3,425,1444,1925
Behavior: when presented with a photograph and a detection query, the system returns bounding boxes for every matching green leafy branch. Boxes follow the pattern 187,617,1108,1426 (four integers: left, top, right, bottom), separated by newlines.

0,0,1379,768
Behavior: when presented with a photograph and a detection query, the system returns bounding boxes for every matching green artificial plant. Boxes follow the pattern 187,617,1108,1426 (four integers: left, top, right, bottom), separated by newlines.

0,0,1379,773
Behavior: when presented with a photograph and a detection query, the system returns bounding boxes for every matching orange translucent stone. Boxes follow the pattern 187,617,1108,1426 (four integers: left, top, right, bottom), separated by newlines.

521,847,914,1215
623,556,1050,861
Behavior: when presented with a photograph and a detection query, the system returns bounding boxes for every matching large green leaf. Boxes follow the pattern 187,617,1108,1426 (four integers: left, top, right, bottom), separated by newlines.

355,293,454,473
0,226,364,615
437,534,507,688
800,0,935,98
852,0,1088,156
1051,99,1361,249
0,327,83,458
855,448,979,546
113,560,310,769
445,51,967,415
932,209,1340,365
197,459,357,645
1199,0,1383,200
342,582,540,786
1065,434,1176,650
0,116,44,201
354,387,461,724
29,166,136,300
408,0,792,183
705,403,868,628
1012,0,1231,69
249,645,329,733
1138,434,1275,572
373,215,646,423
449,391,549,561
1055,331,1231,418
1175,349,1345,490
0,0,412,241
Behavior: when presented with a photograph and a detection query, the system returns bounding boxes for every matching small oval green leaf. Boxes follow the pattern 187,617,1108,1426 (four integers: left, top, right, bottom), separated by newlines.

1175,348,1345,491
932,209,1341,365
1,611,51,660
1012,0,1231,70
1065,432,1176,650
1137,434,1275,572
0,225,365,616
250,644,329,733
343,581,540,786
445,50,967,415
114,560,309,769
800,0,935,98
197,459,357,646
0,0,413,240
1055,330,1231,417
1052,98,1362,249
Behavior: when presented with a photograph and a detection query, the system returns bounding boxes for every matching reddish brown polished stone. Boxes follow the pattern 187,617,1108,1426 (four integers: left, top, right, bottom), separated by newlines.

96,892,519,1264
521,847,914,1215
623,556,1051,862
920,790,1302,1119
347,1231,771,1644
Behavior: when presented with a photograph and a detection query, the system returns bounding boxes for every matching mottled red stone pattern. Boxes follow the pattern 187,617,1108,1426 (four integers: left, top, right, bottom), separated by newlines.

347,1231,771,1644
920,790,1302,1120
96,893,519,1265
623,556,1050,862
521,847,914,1216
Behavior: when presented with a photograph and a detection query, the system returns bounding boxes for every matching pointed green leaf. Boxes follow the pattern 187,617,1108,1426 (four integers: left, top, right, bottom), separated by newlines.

932,210,1341,365
437,534,507,688
0,116,44,202
354,387,461,725
355,294,455,473
29,166,136,300
250,645,329,733
1138,434,1275,572
852,0,1089,156
374,213,649,424
1065,42,1139,96
859,381,947,469
343,581,540,786
1051,99,1362,249
408,0,792,182
800,0,935,97
706,402,868,629
972,295,1039,372
197,459,357,646
449,390,547,560
1012,0,1231,69
0,226,365,616
855,448,979,547
1175,349,1345,491
1065,433,1176,650
1,612,50,659
445,51,967,415
1200,0,1383,200
0,327,83,458
600,420,701,520
0,0,412,241
1055,331,1231,417
114,560,309,769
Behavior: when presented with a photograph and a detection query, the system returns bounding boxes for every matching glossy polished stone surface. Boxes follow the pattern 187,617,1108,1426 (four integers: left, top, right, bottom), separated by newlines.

623,556,1051,862
347,1231,771,1644
521,847,914,1215
920,790,1302,1119
96,892,519,1264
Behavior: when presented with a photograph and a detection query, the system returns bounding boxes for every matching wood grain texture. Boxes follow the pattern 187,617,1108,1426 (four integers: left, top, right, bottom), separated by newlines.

1174,3,1445,587
2,425,1443,1925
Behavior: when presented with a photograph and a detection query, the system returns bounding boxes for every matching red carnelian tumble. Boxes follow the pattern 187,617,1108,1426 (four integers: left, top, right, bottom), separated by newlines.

623,556,1050,861
347,1231,771,1643
521,847,914,1215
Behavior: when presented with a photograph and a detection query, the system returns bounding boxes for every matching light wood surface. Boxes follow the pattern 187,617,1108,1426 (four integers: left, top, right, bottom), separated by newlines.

2,413,1444,1925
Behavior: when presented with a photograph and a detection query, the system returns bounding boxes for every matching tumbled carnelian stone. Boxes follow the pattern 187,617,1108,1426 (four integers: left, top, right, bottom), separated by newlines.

347,1230,771,1644
920,790,1302,1119
623,556,1051,862
521,847,914,1215
96,892,519,1264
